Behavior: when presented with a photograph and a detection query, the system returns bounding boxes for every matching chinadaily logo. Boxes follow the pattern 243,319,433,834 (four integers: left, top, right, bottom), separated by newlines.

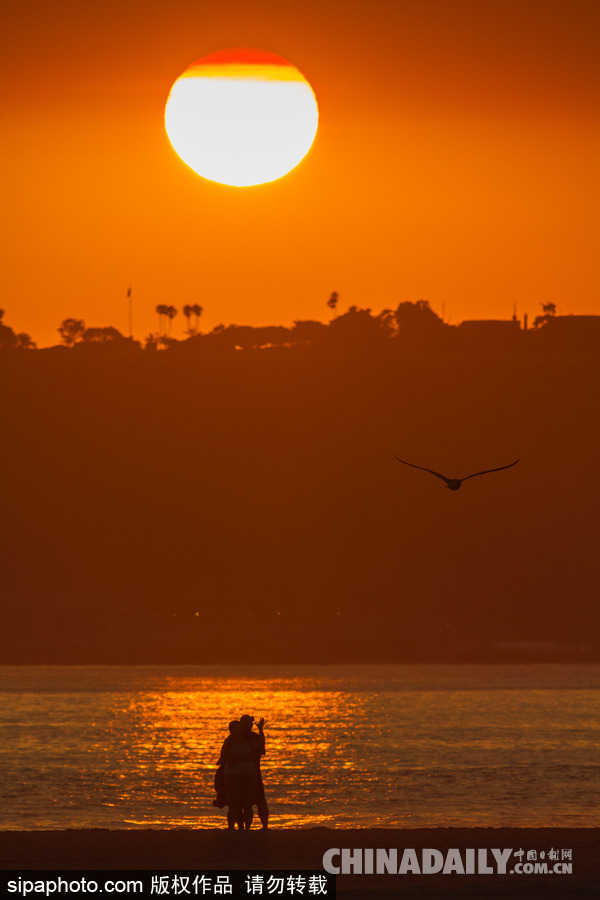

323,847,573,876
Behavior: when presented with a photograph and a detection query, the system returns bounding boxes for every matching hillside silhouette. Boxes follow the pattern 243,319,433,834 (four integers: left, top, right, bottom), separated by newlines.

1,302,599,663
5,299,600,357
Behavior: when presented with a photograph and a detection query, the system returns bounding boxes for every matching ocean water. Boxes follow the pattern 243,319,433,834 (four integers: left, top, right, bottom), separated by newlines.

0,665,598,830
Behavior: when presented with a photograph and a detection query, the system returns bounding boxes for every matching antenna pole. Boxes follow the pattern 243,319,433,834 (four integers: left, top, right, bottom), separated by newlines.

127,285,133,337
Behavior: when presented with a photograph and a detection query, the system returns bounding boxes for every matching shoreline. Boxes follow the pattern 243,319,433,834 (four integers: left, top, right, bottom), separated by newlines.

1,827,598,897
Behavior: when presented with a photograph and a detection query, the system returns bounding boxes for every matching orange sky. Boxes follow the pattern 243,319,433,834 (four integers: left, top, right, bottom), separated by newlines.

3,0,600,346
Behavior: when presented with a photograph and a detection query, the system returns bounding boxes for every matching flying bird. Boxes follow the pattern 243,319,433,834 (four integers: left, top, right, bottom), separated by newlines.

393,455,519,491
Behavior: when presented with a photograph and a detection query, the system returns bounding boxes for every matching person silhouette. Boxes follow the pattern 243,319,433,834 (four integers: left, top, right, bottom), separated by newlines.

214,715,269,830
219,720,257,830
239,715,269,829
213,721,241,826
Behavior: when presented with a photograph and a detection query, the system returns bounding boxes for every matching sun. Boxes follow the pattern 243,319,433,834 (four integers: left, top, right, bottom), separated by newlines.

164,48,319,187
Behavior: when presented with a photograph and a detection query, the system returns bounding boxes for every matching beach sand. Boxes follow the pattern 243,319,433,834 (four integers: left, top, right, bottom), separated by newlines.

1,828,598,897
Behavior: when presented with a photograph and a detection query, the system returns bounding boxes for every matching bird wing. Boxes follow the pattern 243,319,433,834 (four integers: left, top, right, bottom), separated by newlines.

393,455,450,484
461,459,520,482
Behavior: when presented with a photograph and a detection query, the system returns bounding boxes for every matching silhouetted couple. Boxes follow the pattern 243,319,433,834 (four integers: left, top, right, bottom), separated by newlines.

213,714,269,830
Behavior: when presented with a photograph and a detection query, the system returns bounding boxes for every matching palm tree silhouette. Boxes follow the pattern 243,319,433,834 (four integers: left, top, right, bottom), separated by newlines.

156,304,169,338
183,304,193,335
192,304,204,332
165,305,177,337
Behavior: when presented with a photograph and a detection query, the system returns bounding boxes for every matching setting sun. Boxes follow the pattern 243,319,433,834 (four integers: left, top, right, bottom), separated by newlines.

164,48,319,187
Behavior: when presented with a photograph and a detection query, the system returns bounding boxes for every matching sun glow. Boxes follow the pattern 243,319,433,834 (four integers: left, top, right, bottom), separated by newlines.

164,49,319,187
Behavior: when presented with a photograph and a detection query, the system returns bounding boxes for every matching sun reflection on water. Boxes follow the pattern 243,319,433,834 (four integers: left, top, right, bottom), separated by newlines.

1,665,599,829
113,685,357,827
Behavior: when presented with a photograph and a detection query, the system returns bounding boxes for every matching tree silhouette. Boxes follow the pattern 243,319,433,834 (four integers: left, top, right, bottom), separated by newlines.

393,300,445,340
165,305,177,337
156,304,169,338
377,308,397,333
291,320,327,345
183,304,193,335
1,323,31,349
144,333,160,351
534,302,558,330
58,318,86,347
80,326,127,343
0,310,35,349
327,292,339,313
192,304,204,332
16,332,36,349
326,306,392,347
182,304,203,336
0,324,17,349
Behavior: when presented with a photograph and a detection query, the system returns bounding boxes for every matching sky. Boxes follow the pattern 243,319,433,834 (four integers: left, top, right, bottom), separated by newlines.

3,0,600,346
